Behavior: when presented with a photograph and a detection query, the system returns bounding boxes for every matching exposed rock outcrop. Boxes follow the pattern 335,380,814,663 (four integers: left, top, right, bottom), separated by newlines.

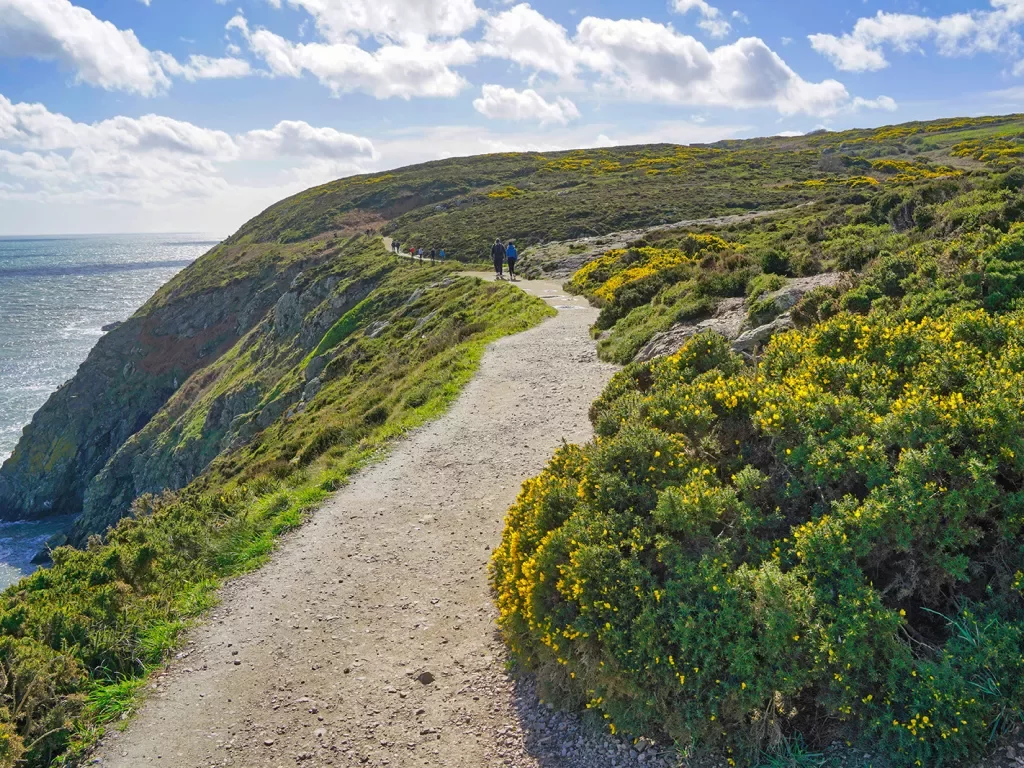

635,299,745,361
65,267,381,545
0,269,269,521
0,236,354,536
635,272,845,362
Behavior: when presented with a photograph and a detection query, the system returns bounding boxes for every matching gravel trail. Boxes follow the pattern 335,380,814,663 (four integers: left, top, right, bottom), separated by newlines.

91,276,687,768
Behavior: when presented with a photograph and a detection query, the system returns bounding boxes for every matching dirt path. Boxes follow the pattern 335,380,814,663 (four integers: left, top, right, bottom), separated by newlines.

91,275,688,768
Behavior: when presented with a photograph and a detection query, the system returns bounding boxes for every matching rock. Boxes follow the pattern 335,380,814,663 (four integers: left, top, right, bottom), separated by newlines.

273,291,303,338
732,314,795,354
0,257,305,530
634,273,845,363
305,356,328,382
102,321,122,333
302,377,322,402
634,298,745,362
756,272,846,319
366,321,389,339
415,671,435,685
413,310,440,332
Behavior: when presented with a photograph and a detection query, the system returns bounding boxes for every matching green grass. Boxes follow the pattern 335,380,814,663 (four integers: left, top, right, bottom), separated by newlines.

756,738,825,768
0,240,553,767
7,111,1024,768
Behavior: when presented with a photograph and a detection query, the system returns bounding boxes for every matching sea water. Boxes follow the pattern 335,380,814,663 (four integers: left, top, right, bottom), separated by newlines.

0,233,218,587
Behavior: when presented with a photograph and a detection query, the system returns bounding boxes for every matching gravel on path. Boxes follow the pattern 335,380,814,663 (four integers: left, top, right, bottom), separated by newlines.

91,275,691,768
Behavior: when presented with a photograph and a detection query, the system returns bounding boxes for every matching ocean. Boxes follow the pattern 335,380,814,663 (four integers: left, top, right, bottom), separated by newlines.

0,233,218,587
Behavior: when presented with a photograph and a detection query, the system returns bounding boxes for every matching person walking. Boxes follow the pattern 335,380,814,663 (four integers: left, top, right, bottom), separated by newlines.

506,241,519,282
439,247,446,261
417,247,424,262
429,247,436,264
491,239,506,280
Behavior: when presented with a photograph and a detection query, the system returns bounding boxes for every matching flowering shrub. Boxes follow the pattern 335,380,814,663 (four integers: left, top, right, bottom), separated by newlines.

952,137,1024,167
487,185,527,199
569,237,734,304
493,301,1024,766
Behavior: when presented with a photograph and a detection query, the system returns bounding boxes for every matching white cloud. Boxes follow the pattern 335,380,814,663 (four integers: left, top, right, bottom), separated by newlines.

672,0,731,39
273,0,482,43
232,14,475,98
476,6,876,117
0,94,375,212
239,120,377,160
810,2,1024,72
224,3,882,118
576,20,852,115
808,31,889,72
481,4,579,80
154,53,252,81
0,0,256,94
850,95,898,112
0,0,170,95
472,84,580,125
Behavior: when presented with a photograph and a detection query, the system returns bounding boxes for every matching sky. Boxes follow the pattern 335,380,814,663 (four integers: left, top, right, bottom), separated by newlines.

2,0,1024,236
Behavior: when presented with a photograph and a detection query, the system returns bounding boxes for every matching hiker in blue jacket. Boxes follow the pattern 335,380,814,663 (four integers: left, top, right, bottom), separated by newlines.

506,241,519,282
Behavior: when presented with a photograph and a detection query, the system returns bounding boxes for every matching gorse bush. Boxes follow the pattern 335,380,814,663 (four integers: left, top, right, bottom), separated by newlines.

493,250,1024,765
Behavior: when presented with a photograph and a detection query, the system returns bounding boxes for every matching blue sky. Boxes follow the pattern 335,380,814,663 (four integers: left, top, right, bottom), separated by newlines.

2,0,1024,236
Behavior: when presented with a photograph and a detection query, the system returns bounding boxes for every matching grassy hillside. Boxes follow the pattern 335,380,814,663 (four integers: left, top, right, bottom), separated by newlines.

493,115,1024,767
226,114,1022,265
550,115,1024,364
0,239,552,766
4,111,1024,768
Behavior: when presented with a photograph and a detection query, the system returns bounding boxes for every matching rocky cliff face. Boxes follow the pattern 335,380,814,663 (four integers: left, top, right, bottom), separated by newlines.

0,278,245,521
0,232,351,538
66,261,383,545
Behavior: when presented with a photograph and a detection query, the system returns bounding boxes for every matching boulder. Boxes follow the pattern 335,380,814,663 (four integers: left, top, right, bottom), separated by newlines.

634,273,845,362
732,314,796,354
305,355,328,382
635,298,745,362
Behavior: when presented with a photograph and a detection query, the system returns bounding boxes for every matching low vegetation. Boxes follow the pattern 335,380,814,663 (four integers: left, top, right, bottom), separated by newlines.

7,111,1024,767
494,114,1024,767
560,117,1024,365
0,240,552,766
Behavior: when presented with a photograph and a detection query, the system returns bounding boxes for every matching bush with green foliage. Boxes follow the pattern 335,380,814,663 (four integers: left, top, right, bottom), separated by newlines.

493,298,1024,765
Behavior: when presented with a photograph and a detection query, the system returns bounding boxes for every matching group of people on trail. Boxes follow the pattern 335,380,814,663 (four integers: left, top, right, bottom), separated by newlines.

389,236,520,280
491,239,519,281
391,239,445,264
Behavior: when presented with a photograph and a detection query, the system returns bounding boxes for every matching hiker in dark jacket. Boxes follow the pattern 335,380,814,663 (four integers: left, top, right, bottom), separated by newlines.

491,239,506,280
